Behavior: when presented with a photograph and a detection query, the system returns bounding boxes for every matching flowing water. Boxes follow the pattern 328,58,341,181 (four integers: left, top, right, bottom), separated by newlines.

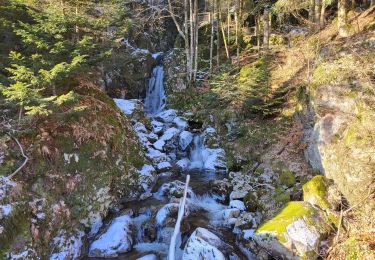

86,57,249,259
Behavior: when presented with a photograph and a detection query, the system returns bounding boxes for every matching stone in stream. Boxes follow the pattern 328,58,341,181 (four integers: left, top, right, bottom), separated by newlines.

138,164,157,192
156,161,172,172
210,179,233,197
156,180,194,199
182,227,226,260
155,203,180,227
137,254,158,260
146,148,169,164
229,200,246,211
153,127,180,151
176,158,190,170
173,116,188,130
179,131,193,151
151,120,164,135
155,109,177,123
88,215,133,257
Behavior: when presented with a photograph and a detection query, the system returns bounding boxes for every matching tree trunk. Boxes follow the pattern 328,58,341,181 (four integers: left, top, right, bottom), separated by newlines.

227,0,230,47
371,0,374,6
209,0,215,73
221,22,230,59
309,0,315,22
189,0,194,81
320,2,326,26
263,8,269,50
235,0,239,63
315,0,322,27
338,0,349,37
216,0,220,66
193,0,199,80
255,14,261,52
184,0,191,82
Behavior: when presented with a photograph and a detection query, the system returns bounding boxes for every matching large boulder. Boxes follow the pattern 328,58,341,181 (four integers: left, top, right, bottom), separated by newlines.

88,215,133,257
182,228,226,260
250,202,331,259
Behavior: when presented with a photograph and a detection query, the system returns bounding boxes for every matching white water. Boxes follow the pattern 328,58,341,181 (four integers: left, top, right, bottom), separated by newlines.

189,135,205,169
145,66,166,115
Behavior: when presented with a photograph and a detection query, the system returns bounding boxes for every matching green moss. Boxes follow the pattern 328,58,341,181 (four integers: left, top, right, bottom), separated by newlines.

279,170,296,187
244,192,262,212
302,175,329,209
256,201,314,243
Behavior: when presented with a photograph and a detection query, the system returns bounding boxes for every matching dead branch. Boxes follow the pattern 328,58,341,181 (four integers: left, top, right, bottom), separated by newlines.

6,133,29,179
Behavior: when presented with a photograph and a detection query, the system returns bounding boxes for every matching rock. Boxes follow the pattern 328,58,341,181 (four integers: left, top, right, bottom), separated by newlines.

210,179,233,197
88,215,133,257
229,200,246,211
155,109,177,123
153,127,180,151
179,131,193,151
173,116,188,130
114,99,144,120
203,127,219,148
202,148,227,172
156,161,172,173
182,228,226,260
303,176,341,211
252,202,331,259
0,204,12,219
146,148,169,164
234,212,258,230
146,133,159,143
243,192,261,212
138,165,157,192
155,203,179,227
176,158,190,170
157,180,193,199
137,254,158,260
151,120,164,135
50,230,85,260
222,208,240,219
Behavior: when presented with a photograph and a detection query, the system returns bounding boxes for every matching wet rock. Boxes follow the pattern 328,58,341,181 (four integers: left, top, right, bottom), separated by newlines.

173,117,188,130
146,148,169,164
222,208,240,219
88,215,133,257
234,212,258,230
182,227,226,260
229,200,246,211
155,203,179,227
210,179,233,197
203,127,219,148
137,254,158,260
157,180,193,199
202,148,227,172
153,127,180,151
141,222,157,243
179,131,193,151
228,172,253,200
176,158,190,170
138,165,157,192
151,120,164,135
156,162,172,173
155,109,177,123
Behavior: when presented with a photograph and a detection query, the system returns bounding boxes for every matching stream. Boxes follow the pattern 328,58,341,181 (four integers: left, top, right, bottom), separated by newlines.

85,55,252,259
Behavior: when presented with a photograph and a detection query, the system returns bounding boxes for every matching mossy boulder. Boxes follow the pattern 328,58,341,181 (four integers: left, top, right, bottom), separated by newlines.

243,192,262,212
252,201,332,259
303,175,341,211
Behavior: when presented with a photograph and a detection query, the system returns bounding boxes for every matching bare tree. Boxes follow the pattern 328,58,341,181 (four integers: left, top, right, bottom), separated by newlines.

263,6,270,50
338,0,349,37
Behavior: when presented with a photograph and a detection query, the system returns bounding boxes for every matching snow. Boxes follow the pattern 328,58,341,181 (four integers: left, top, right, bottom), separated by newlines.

286,219,320,252
0,176,16,201
156,161,172,172
179,131,193,151
0,204,12,218
139,165,156,177
176,158,190,170
153,127,180,151
152,52,163,59
182,228,226,260
114,98,139,115
155,109,177,123
88,215,133,257
243,229,255,240
146,148,169,163
173,116,188,130
229,200,246,211
50,230,84,260
155,203,179,226
137,254,158,260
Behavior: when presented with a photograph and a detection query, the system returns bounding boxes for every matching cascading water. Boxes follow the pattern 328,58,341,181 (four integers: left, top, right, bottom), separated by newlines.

189,134,205,169
145,66,166,115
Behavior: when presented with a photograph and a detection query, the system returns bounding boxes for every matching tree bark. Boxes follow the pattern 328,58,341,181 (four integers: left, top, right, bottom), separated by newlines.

338,0,349,37
209,0,215,73
193,0,199,80
309,0,316,22
216,0,220,66
263,8,269,50
255,14,261,52
320,1,326,26
189,0,194,80
315,0,322,27
221,21,230,59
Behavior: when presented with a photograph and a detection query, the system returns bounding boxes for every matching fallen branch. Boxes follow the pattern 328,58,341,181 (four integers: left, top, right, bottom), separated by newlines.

6,133,28,179
168,174,190,260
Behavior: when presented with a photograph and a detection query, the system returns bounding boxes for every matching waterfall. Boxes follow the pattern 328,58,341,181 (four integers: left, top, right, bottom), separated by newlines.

145,65,166,115
189,134,205,169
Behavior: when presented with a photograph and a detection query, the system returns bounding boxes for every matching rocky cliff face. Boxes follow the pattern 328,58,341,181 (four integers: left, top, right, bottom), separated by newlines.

0,82,147,258
304,32,375,212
